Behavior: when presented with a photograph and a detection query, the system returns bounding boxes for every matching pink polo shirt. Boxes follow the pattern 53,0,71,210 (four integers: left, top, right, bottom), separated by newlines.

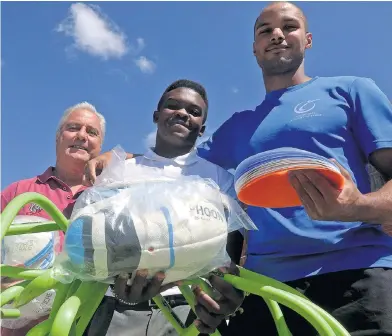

1,167,87,249
1,168,88,335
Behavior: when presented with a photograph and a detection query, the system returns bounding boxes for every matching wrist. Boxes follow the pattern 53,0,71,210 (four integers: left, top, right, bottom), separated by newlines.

354,193,385,224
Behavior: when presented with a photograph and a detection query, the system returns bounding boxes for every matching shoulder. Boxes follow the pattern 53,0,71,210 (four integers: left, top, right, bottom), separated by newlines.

3,176,38,193
217,108,257,130
317,75,377,92
195,156,234,189
231,108,257,123
1,176,38,205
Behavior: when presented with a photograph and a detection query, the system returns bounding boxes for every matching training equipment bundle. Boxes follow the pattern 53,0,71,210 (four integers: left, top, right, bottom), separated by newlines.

234,147,345,208
53,147,256,285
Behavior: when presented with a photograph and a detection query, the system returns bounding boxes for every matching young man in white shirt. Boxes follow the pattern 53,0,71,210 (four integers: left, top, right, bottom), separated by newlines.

84,79,244,336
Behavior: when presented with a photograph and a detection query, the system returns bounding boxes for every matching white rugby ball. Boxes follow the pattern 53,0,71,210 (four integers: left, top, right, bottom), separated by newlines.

65,179,230,285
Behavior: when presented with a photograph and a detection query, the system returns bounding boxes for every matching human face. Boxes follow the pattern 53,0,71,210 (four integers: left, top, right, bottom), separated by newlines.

253,2,312,76
154,87,206,148
56,109,102,163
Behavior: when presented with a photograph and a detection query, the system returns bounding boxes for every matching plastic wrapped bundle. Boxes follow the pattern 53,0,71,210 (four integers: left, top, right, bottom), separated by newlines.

1,215,58,329
53,147,257,285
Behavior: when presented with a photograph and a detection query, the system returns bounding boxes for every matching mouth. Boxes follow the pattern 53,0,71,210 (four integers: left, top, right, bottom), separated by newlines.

69,145,88,152
168,119,192,130
266,45,289,52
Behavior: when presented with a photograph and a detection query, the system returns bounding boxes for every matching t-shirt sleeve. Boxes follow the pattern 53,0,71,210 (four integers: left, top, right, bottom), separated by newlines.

1,182,18,213
349,77,392,158
197,113,240,170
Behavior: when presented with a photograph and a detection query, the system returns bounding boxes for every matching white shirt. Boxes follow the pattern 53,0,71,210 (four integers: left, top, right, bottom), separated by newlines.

126,148,236,199
109,147,235,297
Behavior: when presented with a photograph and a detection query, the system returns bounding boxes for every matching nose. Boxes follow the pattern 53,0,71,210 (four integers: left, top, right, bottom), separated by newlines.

270,28,285,43
76,126,88,141
175,108,189,119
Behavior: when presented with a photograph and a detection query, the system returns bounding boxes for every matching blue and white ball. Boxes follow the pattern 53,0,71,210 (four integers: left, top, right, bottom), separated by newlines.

63,181,230,285
1,215,57,329
1,215,57,269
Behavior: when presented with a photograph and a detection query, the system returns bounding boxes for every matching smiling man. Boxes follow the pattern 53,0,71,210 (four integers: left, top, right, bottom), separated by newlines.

2,102,104,221
83,79,243,336
196,2,392,335
1,102,105,335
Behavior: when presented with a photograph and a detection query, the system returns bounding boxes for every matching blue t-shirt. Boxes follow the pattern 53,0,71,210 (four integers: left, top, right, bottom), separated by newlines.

198,76,392,282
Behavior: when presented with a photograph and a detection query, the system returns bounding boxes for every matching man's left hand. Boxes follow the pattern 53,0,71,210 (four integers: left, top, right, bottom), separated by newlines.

289,159,366,222
193,264,244,334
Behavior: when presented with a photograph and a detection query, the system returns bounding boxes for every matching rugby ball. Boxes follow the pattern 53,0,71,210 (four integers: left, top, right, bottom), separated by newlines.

64,179,230,285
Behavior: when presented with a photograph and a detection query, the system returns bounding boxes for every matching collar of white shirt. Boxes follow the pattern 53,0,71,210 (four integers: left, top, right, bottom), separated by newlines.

144,147,199,166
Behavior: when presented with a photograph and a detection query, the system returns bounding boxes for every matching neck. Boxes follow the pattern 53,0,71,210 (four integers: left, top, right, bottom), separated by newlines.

54,160,85,187
263,64,312,93
154,141,194,159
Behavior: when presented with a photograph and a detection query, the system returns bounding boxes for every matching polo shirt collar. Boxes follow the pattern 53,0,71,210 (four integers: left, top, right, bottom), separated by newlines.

37,167,56,183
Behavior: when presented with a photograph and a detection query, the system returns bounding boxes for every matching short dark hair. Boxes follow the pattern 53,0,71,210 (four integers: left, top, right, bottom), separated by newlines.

157,79,209,122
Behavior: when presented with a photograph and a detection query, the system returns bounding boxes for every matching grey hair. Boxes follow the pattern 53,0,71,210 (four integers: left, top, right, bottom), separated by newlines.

56,102,106,141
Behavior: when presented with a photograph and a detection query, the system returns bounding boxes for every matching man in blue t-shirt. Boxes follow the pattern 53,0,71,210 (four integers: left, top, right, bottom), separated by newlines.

196,2,392,335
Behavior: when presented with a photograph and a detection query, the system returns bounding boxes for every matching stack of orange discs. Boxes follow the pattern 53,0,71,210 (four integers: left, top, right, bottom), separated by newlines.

234,148,345,208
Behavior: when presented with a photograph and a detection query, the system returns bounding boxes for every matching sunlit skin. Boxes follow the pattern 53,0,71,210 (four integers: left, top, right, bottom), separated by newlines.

55,109,102,188
153,87,206,158
253,2,312,92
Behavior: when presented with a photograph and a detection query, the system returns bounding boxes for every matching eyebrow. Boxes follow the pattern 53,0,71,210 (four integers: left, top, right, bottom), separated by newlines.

255,16,301,31
254,21,268,31
167,98,202,108
66,122,100,135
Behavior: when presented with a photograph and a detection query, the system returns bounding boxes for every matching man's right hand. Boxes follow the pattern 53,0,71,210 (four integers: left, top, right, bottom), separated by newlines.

113,270,179,304
83,151,140,186
83,151,113,186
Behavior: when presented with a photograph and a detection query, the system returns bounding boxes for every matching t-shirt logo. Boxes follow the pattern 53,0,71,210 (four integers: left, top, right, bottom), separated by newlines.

294,99,320,114
28,203,43,214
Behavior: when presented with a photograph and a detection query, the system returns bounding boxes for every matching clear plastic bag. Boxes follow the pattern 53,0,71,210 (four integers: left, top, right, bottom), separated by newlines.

52,146,257,285
1,215,58,329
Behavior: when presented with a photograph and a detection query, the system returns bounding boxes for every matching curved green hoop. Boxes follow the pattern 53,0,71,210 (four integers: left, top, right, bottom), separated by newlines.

0,192,350,335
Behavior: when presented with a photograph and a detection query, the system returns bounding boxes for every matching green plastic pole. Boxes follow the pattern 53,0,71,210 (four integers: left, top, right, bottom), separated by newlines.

1,192,69,239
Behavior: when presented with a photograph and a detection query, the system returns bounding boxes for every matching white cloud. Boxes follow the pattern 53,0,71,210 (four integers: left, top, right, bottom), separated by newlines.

144,130,156,149
232,87,239,94
56,3,128,60
135,56,156,74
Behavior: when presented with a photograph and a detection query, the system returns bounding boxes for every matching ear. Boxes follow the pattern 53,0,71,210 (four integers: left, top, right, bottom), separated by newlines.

253,41,257,55
305,32,312,49
153,111,159,124
198,125,206,137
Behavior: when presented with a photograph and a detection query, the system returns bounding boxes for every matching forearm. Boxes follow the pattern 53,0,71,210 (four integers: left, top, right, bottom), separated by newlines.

358,180,392,234
101,151,135,160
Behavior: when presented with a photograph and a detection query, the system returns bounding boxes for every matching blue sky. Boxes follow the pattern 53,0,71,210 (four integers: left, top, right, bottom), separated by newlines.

2,1,392,188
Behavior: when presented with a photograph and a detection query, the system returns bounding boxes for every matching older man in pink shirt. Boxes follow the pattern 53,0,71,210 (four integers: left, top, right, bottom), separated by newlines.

1,101,106,335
